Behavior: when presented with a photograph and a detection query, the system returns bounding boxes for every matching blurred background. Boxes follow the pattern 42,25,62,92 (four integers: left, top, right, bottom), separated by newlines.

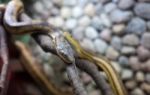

1,0,150,95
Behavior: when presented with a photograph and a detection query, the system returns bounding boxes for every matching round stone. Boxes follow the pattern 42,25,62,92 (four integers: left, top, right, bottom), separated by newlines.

72,27,84,41
81,38,95,52
125,80,137,90
131,88,144,95
106,47,119,60
84,3,96,17
104,3,117,13
63,0,77,6
85,27,98,39
110,9,133,23
118,0,135,10
91,16,104,31
140,83,150,94
112,24,125,35
122,34,139,46
137,46,150,61
135,71,145,82
100,13,112,28
53,17,65,28
121,69,133,80
111,36,122,51
145,73,150,83
60,7,71,19
141,32,150,49
94,39,108,54
118,56,129,66
111,61,122,74
72,6,83,18
78,15,91,27
125,17,146,34
121,46,136,55
129,56,141,71
134,3,150,20
100,29,112,42
65,18,77,30
81,72,92,84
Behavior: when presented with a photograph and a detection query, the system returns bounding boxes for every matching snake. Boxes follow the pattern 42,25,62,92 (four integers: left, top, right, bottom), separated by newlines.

0,0,128,95
63,32,128,95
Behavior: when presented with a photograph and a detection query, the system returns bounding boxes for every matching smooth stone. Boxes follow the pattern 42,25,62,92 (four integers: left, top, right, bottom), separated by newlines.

141,32,150,49
81,72,92,84
63,0,77,6
118,56,129,66
77,0,88,7
131,88,144,95
134,3,150,19
94,39,108,54
89,90,100,95
100,13,112,28
111,61,122,74
145,73,150,83
65,18,77,30
122,34,139,46
110,9,132,23
121,46,136,55
72,6,83,18
50,7,60,16
53,17,64,28
121,69,133,80
104,3,117,13
81,38,95,52
99,29,112,42
52,0,62,7
129,56,141,71
118,0,135,10
140,83,150,94
72,27,84,41
125,17,146,34
60,7,71,19
91,16,104,31
135,71,145,82
137,46,150,61
85,27,98,39
147,21,150,30
33,1,45,14
125,80,137,90
95,3,103,15
111,36,122,51
84,3,96,17
112,24,125,35
78,15,91,27
106,47,119,60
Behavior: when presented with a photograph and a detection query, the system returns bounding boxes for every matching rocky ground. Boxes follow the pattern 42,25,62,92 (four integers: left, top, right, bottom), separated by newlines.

28,0,150,95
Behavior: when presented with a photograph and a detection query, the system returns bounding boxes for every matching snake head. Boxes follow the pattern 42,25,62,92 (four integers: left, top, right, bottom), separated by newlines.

53,32,75,64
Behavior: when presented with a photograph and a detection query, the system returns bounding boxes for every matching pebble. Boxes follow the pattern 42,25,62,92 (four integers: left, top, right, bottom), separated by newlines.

77,0,88,7
137,46,150,61
81,72,92,85
85,27,98,39
81,38,95,52
53,17,64,28
147,21,150,30
100,13,112,28
99,29,112,42
104,3,117,13
91,16,104,31
122,34,139,46
78,15,91,27
121,46,136,55
118,56,129,66
121,69,133,80
65,18,77,30
112,24,125,35
125,17,146,34
106,47,119,60
89,90,100,95
72,27,84,40
111,61,122,74
94,39,108,54
60,7,71,19
131,88,145,95
95,3,103,15
125,80,137,90
145,73,150,83
134,3,150,19
111,36,122,51
84,3,96,17
110,9,132,23
135,71,145,82
72,6,83,18
63,0,77,6
129,56,141,71
141,32,150,49
140,83,150,94
118,0,135,10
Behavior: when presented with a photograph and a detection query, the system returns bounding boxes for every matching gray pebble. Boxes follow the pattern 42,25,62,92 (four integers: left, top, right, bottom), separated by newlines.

129,56,141,71
118,56,129,66
111,61,122,74
100,29,112,42
104,3,117,13
63,0,77,6
134,3,150,19
60,7,72,19
125,17,146,34
94,39,108,54
95,3,103,15
78,15,91,27
112,24,125,35
135,71,145,82
141,32,150,49
72,27,84,40
131,88,144,95
125,80,137,90
147,21,150,30
145,73,150,83
65,18,77,30
121,69,133,80
81,38,95,52
100,13,112,28
110,9,133,23
85,27,98,39
118,0,135,10
106,46,119,60
91,16,104,31
111,36,122,51
137,46,150,61
72,6,83,18
122,34,139,46
121,46,136,55
84,3,96,17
